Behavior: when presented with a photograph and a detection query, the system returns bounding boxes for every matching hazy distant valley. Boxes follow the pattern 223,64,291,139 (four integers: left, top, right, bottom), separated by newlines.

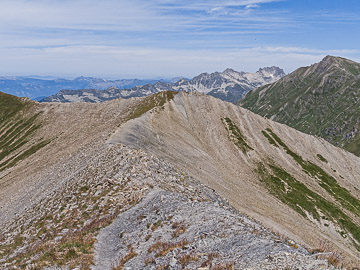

0,76,170,101
1,66,285,104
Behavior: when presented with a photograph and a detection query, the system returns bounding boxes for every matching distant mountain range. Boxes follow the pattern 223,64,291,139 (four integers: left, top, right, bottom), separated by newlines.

0,76,170,101
40,66,285,103
241,55,360,156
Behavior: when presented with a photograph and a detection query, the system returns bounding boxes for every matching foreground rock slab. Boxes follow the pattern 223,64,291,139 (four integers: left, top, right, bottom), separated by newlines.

93,188,336,270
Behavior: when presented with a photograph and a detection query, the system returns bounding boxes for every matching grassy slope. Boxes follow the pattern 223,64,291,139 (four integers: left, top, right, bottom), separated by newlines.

241,56,360,156
258,128,360,250
126,91,178,121
0,92,49,171
222,117,360,250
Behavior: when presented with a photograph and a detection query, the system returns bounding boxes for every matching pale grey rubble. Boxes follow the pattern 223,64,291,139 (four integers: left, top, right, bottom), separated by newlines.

0,141,337,269
93,189,335,270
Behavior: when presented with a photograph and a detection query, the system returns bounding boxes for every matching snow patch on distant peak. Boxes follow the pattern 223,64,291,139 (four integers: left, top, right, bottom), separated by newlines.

43,66,285,104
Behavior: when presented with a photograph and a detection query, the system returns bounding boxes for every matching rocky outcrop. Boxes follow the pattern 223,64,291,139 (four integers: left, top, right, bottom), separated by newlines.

94,188,336,270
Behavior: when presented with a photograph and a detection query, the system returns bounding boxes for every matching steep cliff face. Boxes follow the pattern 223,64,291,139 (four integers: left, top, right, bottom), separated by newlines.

241,56,360,156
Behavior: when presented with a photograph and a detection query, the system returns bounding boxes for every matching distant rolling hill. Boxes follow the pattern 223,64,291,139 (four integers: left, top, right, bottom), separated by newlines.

0,76,163,100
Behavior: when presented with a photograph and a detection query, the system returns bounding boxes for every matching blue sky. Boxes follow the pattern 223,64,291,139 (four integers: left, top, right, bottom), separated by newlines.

0,0,359,78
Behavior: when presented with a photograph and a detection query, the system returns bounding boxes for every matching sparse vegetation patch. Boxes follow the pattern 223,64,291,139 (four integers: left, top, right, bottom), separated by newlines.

265,128,360,217
148,239,189,258
316,154,328,163
262,129,279,147
223,117,253,153
0,94,49,171
257,159,360,249
258,162,360,248
126,91,177,121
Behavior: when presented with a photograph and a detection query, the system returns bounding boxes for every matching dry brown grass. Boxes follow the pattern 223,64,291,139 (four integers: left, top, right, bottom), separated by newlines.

5,205,124,270
116,91,360,264
311,240,343,267
137,214,146,221
156,264,170,270
144,234,152,241
113,249,138,270
148,239,189,258
211,262,235,270
200,252,219,267
327,253,341,267
171,222,187,238
144,256,155,265
178,252,198,267
151,220,162,231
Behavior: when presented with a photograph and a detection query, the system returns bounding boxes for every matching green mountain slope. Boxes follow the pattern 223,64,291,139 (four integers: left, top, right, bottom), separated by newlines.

240,56,360,156
0,92,49,171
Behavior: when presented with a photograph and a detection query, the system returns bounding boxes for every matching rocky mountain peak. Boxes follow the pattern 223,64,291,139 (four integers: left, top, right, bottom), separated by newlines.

257,66,286,78
308,55,360,77
322,55,342,63
222,68,246,77
191,72,210,81
318,55,340,66
223,68,236,73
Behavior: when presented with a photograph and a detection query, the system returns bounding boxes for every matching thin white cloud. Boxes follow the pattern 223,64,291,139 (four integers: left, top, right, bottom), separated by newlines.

0,0,359,78
0,45,358,78
0,0,293,50
0,0,289,32
253,47,360,55
209,0,282,15
223,0,282,7
246,4,260,9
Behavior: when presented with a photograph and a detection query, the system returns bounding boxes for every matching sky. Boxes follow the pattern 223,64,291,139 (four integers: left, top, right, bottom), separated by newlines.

1,0,360,79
